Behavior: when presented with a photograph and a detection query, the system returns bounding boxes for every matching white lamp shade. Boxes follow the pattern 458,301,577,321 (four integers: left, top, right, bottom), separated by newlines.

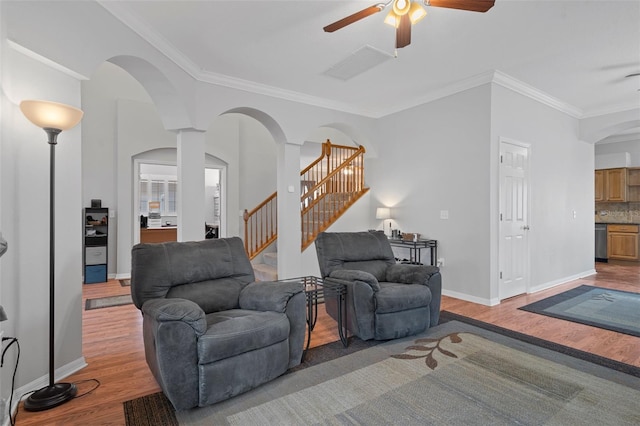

20,100,83,131
376,207,391,220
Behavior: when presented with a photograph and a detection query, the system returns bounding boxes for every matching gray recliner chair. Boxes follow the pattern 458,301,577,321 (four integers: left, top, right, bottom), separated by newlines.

315,231,441,341
131,237,306,410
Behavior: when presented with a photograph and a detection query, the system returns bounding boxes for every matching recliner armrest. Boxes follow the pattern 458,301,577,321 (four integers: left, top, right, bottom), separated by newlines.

329,269,380,291
142,298,207,336
239,281,304,313
386,264,439,285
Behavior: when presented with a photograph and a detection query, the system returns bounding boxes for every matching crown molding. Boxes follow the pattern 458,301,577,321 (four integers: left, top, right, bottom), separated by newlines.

491,70,583,118
7,40,89,81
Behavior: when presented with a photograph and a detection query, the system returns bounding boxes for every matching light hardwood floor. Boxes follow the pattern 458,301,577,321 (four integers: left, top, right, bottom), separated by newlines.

13,262,640,425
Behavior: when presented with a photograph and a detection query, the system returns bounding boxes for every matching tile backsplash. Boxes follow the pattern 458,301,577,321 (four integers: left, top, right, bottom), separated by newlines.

595,202,640,223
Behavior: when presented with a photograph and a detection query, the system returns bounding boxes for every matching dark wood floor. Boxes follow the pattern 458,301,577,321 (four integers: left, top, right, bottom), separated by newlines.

14,262,640,425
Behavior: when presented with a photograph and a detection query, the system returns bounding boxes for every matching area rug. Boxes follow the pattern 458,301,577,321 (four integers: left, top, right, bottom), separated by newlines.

519,285,640,338
123,318,640,425
120,279,131,286
85,294,133,310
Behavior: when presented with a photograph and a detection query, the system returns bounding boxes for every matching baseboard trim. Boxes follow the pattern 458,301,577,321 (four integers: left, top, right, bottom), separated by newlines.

11,357,87,417
115,272,131,280
529,268,597,294
442,289,497,307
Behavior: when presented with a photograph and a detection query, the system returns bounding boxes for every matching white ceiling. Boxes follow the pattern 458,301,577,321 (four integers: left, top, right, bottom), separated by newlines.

101,0,640,121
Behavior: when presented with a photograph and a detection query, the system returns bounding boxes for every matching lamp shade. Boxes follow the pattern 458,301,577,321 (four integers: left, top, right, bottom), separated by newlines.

376,207,391,220
20,100,83,131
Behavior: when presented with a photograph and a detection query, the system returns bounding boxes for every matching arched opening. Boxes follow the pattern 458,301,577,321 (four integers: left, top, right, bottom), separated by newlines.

132,149,228,245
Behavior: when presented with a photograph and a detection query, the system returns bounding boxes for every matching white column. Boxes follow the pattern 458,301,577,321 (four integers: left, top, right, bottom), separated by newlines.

177,129,206,242
277,142,302,279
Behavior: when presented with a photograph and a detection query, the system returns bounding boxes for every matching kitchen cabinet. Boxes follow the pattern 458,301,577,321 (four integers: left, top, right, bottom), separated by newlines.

627,167,640,202
594,170,604,201
607,224,639,261
595,168,627,202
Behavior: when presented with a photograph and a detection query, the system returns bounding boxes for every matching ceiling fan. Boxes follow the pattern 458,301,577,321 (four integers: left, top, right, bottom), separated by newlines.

323,0,495,49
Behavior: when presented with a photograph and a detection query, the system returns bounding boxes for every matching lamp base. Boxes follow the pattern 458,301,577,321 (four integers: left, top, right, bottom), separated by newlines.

24,382,77,412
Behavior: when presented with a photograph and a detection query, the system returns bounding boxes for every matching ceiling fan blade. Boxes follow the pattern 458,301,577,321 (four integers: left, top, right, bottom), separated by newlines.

396,14,411,48
323,4,385,33
427,0,495,13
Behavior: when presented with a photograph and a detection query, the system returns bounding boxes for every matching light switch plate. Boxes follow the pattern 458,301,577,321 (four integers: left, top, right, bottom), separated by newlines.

440,210,449,220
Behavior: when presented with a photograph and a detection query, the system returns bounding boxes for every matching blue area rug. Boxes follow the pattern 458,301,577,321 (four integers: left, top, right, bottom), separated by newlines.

519,285,640,337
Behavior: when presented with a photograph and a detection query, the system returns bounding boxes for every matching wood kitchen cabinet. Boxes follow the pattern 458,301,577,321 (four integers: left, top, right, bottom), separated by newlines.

594,170,604,201
627,167,640,202
595,168,627,202
608,224,639,261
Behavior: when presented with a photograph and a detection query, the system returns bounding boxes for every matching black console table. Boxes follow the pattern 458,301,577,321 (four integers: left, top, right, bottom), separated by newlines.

388,238,438,266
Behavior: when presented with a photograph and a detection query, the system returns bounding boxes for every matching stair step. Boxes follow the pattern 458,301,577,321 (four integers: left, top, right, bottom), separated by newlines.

253,263,277,282
263,252,278,267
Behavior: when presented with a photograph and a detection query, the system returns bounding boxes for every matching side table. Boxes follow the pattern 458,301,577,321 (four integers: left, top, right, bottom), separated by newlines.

277,276,348,360
388,237,438,265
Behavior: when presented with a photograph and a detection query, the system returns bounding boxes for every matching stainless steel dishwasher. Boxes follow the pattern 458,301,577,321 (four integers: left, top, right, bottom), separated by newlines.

595,223,607,262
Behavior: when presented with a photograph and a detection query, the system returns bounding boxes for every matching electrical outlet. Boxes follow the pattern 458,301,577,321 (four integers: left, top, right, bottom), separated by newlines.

437,258,445,267
440,210,449,220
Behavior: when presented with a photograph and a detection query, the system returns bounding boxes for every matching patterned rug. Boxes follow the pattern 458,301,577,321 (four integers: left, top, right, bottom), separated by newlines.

85,294,133,310
519,285,640,337
123,316,640,425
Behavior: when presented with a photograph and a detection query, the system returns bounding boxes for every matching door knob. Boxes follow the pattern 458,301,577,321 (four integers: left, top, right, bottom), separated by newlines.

522,225,530,230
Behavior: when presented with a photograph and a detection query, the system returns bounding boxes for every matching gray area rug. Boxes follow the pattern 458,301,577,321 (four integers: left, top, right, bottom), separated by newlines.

124,319,640,425
85,294,133,310
519,285,640,337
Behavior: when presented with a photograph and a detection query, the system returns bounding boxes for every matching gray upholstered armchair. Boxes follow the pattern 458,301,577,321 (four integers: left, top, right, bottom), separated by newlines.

131,237,306,410
315,231,441,341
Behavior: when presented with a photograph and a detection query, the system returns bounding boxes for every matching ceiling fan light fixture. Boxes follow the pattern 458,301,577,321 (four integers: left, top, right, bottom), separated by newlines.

392,0,411,16
384,10,400,27
408,2,427,24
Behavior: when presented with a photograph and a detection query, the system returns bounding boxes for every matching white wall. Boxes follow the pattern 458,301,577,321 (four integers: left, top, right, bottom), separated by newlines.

238,114,277,210
1,42,84,400
370,85,493,302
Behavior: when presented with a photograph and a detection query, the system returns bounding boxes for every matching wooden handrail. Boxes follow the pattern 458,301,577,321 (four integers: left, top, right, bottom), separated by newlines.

243,191,277,260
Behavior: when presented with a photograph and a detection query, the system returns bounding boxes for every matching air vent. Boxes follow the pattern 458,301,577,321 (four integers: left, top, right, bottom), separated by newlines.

323,45,394,81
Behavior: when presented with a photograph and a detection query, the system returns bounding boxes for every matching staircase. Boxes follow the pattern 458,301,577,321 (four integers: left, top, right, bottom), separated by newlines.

244,140,368,279
252,251,278,282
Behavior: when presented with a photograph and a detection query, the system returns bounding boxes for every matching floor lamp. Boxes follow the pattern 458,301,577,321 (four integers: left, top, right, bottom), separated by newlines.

19,100,84,411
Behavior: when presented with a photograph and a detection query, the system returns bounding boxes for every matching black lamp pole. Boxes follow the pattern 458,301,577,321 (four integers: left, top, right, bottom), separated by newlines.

23,128,78,411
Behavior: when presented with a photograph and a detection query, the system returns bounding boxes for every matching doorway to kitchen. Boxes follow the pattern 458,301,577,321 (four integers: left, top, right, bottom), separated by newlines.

133,156,226,244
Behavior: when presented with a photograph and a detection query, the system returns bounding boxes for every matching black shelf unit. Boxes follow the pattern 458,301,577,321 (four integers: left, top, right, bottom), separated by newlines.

84,207,108,284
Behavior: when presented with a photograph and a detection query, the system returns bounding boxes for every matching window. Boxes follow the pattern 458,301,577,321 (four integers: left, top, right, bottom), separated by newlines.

139,176,178,216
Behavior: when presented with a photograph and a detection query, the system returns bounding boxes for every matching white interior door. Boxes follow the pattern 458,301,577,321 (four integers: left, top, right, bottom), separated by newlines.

499,141,530,300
